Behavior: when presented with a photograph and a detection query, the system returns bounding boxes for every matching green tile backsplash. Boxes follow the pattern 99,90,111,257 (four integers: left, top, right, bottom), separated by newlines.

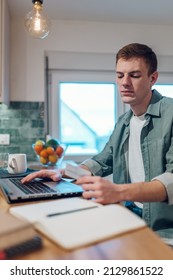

0,102,45,162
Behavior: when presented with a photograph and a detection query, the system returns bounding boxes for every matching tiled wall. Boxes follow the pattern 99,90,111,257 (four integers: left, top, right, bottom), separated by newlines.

0,102,45,162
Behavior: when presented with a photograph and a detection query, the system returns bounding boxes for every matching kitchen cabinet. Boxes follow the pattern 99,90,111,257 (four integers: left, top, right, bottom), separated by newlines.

0,0,10,105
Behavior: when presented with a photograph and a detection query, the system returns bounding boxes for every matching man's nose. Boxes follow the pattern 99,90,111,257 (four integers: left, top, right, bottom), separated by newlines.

122,75,131,85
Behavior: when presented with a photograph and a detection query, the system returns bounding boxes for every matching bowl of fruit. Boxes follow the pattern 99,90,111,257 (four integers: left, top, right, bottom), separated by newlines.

32,138,67,167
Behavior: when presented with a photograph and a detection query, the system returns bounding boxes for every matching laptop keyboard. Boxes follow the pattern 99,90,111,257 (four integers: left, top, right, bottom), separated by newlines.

9,178,56,194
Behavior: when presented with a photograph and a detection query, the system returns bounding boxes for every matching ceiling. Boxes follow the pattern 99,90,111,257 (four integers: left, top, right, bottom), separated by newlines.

7,0,173,25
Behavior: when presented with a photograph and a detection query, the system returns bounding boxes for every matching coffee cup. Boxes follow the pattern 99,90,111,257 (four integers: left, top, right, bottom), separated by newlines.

7,153,27,174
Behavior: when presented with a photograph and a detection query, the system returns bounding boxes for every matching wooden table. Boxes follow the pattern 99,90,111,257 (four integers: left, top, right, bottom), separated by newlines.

1,193,173,260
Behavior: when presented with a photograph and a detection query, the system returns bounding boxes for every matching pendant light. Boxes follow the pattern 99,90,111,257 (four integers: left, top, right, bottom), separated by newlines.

24,0,51,39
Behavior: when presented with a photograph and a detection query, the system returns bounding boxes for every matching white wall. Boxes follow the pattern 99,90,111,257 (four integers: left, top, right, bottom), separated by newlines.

10,18,173,101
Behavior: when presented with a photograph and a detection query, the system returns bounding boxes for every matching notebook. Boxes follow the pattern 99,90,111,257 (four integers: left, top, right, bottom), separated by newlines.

0,177,83,204
0,211,42,259
10,198,146,250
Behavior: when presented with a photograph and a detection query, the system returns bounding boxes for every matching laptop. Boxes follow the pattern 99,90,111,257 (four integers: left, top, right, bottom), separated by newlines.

0,177,83,204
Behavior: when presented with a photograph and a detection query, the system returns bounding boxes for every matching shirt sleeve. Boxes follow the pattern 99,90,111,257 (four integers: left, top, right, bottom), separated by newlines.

81,159,103,176
152,172,173,205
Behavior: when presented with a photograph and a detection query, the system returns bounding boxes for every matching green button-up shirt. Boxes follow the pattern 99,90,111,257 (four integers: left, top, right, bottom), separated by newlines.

83,90,173,241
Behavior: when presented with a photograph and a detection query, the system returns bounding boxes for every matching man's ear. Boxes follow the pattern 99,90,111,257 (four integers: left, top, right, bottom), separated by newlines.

151,71,158,86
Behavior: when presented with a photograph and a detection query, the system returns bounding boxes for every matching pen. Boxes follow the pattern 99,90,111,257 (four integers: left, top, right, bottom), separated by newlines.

47,205,98,217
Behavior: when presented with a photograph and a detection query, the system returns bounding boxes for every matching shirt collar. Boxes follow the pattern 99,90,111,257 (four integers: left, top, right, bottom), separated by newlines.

123,89,163,125
146,89,163,117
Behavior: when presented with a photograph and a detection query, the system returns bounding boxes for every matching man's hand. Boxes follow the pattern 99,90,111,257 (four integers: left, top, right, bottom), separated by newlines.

76,176,122,204
76,176,168,204
21,169,64,183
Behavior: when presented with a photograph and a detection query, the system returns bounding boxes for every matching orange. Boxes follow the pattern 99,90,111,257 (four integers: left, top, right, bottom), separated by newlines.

40,156,48,165
56,146,64,158
46,146,55,155
40,148,48,158
34,144,43,155
48,154,58,164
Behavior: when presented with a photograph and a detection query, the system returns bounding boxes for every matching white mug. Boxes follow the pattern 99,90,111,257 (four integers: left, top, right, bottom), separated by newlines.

8,154,27,174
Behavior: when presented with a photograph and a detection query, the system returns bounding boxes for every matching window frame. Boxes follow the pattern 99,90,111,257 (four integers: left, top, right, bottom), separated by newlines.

48,70,124,162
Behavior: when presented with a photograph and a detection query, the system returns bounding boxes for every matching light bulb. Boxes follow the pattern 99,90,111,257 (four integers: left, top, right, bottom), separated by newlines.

24,0,51,39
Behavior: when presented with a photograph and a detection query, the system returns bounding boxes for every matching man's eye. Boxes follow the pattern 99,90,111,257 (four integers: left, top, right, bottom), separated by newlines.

116,75,123,79
130,74,141,78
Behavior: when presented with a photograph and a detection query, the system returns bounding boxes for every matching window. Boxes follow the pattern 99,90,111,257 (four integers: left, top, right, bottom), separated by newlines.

59,82,116,155
48,70,124,162
153,84,173,98
46,52,125,162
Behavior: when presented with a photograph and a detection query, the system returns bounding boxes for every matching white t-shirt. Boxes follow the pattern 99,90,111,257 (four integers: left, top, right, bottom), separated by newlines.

129,114,146,208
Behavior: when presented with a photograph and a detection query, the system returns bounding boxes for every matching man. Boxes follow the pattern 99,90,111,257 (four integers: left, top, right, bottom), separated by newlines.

22,43,173,244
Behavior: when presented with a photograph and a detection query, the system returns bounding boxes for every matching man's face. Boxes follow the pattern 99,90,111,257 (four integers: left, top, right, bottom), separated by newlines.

116,57,158,106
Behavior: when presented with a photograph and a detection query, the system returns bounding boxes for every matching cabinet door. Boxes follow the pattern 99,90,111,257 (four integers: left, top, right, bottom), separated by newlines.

0,0,10,105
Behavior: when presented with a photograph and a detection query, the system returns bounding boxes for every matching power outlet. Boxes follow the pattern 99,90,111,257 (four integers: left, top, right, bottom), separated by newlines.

0,134,10,145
